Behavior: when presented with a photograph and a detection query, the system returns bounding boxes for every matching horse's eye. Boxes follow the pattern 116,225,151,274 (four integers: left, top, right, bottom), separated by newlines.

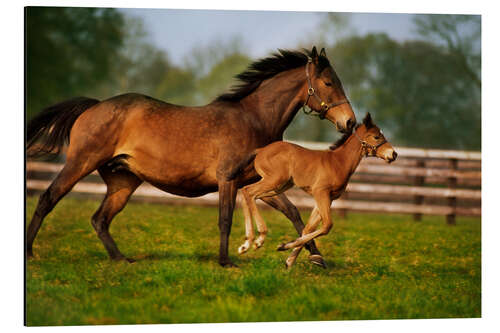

374,136,380,140
324,81,332,87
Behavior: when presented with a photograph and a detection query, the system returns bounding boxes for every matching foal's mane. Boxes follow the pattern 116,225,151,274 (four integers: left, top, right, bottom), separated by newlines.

216,49,331,102
328,124,362,151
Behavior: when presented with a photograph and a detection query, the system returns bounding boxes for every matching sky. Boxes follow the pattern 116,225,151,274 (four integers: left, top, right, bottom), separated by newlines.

120,8,417,65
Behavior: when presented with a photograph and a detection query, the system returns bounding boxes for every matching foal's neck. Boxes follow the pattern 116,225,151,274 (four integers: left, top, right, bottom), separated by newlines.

241,67,307,140
330,127,366,179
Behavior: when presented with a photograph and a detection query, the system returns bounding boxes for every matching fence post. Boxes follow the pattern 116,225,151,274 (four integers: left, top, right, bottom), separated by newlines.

446,158,458,225
413,159,425,221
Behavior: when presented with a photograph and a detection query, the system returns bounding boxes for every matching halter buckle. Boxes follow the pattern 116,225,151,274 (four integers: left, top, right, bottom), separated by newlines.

308,87,315,96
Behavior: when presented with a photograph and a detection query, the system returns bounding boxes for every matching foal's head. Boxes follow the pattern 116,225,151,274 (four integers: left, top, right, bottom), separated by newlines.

306,47,356,133
356,113,397,163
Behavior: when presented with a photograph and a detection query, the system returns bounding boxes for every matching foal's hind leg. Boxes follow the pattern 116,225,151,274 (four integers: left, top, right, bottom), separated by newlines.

237,196,255,254
240,177,286,250
27,161,100,258
91,167,142,262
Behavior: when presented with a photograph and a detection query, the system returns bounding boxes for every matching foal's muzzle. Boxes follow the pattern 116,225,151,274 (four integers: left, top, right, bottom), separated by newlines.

386,150,397,163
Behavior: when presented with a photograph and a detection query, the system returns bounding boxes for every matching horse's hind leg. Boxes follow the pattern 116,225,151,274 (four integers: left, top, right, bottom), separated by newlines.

27,161,99,258
91,167,142,262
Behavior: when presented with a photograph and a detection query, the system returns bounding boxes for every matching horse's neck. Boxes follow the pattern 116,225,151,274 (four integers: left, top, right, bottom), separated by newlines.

241,67,306,140
331,129,365,179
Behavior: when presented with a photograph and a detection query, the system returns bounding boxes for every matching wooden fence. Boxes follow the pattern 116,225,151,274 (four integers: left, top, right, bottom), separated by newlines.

26,141,481,224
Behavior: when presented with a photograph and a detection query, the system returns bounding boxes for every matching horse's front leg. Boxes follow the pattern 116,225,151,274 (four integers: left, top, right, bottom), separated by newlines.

217,179,238,268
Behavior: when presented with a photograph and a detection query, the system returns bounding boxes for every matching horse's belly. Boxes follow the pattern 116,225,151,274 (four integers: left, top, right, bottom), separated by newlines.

122,154,219,196
149,182,218,197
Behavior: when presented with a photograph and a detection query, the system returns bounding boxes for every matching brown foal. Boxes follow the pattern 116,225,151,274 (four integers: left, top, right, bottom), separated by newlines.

237,113,397,268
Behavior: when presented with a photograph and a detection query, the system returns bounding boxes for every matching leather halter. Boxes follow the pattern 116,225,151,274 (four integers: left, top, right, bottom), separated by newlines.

302,57,350,119
354,127,387,156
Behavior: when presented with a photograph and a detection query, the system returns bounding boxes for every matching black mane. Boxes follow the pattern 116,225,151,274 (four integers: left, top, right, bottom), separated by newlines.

216,49,331,102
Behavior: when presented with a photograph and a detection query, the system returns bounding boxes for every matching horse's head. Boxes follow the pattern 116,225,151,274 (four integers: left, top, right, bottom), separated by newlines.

356,113,397,163
305,46,356,133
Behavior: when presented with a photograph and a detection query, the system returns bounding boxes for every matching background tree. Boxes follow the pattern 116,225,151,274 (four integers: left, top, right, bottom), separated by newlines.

183,37,251,104
328,33,480,150
414,14,481,89
90,16,198,106
286,13,481,150
26,7,126,119
196,53,251,103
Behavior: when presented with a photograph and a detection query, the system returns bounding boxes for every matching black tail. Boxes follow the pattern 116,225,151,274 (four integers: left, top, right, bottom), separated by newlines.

227,151,258,180
27,97,100,158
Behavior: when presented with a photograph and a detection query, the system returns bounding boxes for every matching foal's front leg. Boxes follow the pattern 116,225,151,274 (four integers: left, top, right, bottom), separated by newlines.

278,191,333,251
285,206,322,268
261,194,326,268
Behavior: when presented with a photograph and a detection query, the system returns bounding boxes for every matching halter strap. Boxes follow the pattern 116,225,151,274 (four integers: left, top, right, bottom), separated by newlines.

302,57,350,119
354,128,387,155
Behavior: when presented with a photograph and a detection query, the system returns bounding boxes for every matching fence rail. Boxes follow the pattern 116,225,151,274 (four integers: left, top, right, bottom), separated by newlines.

26,142,481,223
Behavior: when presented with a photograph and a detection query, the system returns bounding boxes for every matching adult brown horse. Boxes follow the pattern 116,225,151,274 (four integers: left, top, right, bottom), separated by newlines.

26,47,356,267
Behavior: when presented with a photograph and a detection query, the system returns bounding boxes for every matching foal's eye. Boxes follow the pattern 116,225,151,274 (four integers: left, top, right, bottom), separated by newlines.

324,81,332,87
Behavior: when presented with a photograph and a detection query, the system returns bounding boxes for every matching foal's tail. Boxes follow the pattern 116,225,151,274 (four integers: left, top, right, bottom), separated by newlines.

227,150,258,180
27,97,100,158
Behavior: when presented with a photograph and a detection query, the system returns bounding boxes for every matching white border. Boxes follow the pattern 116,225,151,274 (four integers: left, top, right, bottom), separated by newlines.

3,1,499,332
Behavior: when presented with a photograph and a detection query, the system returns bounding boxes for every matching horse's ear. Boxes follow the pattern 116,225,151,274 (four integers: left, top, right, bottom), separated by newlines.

319,48,326,57
363,112,374,128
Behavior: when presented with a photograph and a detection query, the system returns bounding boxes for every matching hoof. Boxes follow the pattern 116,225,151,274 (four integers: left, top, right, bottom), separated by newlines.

220,261,239,268
254,237,265,249
112,256,136,263
277,243,287,251
285,257,296,269
309,254,327,269
238,244,249,254
253,241,263,250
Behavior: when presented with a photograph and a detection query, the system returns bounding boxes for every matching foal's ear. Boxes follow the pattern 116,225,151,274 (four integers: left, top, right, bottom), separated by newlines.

311,46,318,60
363,112,374,128
319,48,327,57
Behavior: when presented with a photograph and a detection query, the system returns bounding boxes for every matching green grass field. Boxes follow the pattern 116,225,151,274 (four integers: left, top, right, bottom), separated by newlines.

26,197,481,326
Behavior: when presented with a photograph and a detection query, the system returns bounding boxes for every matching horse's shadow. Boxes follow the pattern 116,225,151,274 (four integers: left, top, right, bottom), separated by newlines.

132,251,225,264
128,250,287,267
